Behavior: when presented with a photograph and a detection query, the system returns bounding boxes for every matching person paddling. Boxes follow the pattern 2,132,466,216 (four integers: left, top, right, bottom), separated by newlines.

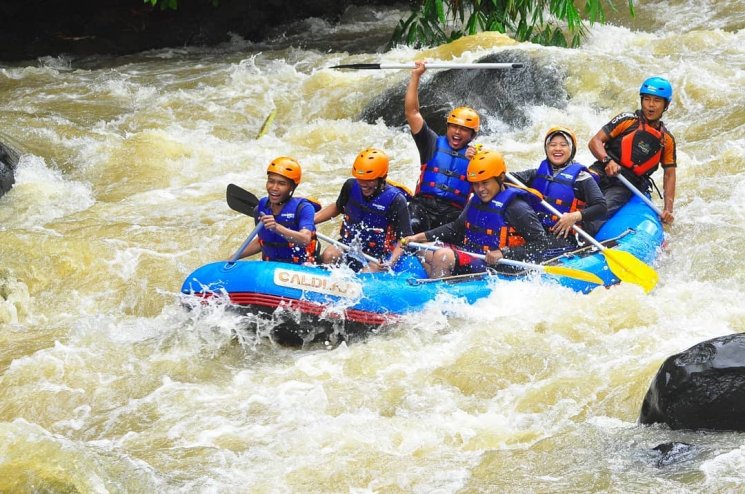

511,126,607,239
236,157,319,264
399,149,572,279
586,76,677,232
314,148,413,273
405,60,479,233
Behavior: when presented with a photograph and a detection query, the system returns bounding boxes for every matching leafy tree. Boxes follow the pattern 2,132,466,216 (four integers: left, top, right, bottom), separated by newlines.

144,0,177,10
390,0,635,48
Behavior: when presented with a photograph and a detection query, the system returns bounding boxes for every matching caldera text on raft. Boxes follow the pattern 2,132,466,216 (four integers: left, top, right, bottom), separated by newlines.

274,269,362,299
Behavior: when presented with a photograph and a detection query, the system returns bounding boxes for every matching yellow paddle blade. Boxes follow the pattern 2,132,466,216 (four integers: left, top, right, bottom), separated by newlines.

602,248,658,293
256,109,277,138
543,265,604,285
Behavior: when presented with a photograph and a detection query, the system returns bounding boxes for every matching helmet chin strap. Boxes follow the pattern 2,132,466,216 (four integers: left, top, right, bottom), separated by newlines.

274,187,296,207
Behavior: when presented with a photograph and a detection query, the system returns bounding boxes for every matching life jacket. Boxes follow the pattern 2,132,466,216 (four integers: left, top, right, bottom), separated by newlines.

416,136,471,208
386,179,414,201
462,185,529,253
257,196,320,264
340,182,403,260
606,111,665,177
531,160,592,228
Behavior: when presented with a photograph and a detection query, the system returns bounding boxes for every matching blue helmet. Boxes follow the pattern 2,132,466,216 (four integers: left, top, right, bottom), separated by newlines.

640,76,673,103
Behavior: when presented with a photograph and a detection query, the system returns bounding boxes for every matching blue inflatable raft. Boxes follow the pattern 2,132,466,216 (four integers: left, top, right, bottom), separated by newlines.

181,194,663,345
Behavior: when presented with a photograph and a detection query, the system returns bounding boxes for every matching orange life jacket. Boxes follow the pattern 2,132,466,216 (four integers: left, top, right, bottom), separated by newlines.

610,118,665,177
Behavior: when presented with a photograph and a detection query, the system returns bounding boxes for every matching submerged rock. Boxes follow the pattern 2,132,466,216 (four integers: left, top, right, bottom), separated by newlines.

652,442,696,468
0,140,19,198
360,50,567,134
640,333,745,431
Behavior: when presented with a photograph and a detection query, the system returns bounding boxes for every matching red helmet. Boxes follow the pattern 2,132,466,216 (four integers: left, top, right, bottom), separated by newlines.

267,157,302,186
352,148,389,180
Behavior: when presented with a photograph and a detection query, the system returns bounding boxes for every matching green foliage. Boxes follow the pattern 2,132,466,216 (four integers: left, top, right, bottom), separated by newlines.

144,0,177,10
390,0,635,49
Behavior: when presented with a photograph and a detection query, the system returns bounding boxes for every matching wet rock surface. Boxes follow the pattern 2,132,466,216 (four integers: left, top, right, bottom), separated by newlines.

641,333,745,431
360,50,566,134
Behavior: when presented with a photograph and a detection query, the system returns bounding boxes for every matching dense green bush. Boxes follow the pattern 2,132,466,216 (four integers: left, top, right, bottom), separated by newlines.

390,0,635,48
144,0,177,10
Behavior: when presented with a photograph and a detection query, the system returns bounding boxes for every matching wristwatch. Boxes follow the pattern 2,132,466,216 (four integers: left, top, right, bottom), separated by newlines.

601,155,612,165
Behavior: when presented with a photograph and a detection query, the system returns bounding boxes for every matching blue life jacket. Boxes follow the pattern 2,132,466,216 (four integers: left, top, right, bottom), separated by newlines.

340,182,403,260
257,196,319,264
416,136,471,208
463,185,530,253
530,160,593,228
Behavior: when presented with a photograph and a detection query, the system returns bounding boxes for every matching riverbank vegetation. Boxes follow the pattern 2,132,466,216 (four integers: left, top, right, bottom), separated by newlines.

143,0,634,49
390,0,635,48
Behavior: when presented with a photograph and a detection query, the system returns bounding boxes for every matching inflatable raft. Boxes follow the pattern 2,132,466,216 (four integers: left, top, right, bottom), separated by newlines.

181,193,664,345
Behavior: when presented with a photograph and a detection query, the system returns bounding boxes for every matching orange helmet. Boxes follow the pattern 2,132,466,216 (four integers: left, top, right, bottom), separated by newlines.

352,148,389,180
446,106,480,132
467,149,506,182
544,126,577,162
267,157,302,186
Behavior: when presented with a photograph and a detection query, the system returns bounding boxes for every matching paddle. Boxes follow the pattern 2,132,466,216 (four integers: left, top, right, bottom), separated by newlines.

256,109,277,139
407,242,603,285
226,183,259,216
226,183,379,264
225,184,262,264
330,62,523,70
615,173,665,218
505,171,658,293
227,223,262,264
315,231,378,265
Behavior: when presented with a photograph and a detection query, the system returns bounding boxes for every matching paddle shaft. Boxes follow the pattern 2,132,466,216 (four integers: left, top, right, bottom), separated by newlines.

228,223,263,264
331,62,523,70
409,242,550,272
315,231,378,264
407,242,602,284
615,173,665,217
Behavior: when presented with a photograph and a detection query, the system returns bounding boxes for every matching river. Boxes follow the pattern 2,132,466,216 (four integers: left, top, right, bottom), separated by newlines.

1,1,744,492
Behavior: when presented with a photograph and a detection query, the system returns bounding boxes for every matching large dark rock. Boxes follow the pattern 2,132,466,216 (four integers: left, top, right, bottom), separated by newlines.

640,333,745,431
0,0,403,62
0,140,19,198
360,50,566,134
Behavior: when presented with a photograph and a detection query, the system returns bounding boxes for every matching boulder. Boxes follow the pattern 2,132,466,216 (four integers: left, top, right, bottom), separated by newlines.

0,140,19,198
360,50,567,134
640,333,745,431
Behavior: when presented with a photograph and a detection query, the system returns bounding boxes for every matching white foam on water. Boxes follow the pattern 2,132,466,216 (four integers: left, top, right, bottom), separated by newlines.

0,154,94,230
